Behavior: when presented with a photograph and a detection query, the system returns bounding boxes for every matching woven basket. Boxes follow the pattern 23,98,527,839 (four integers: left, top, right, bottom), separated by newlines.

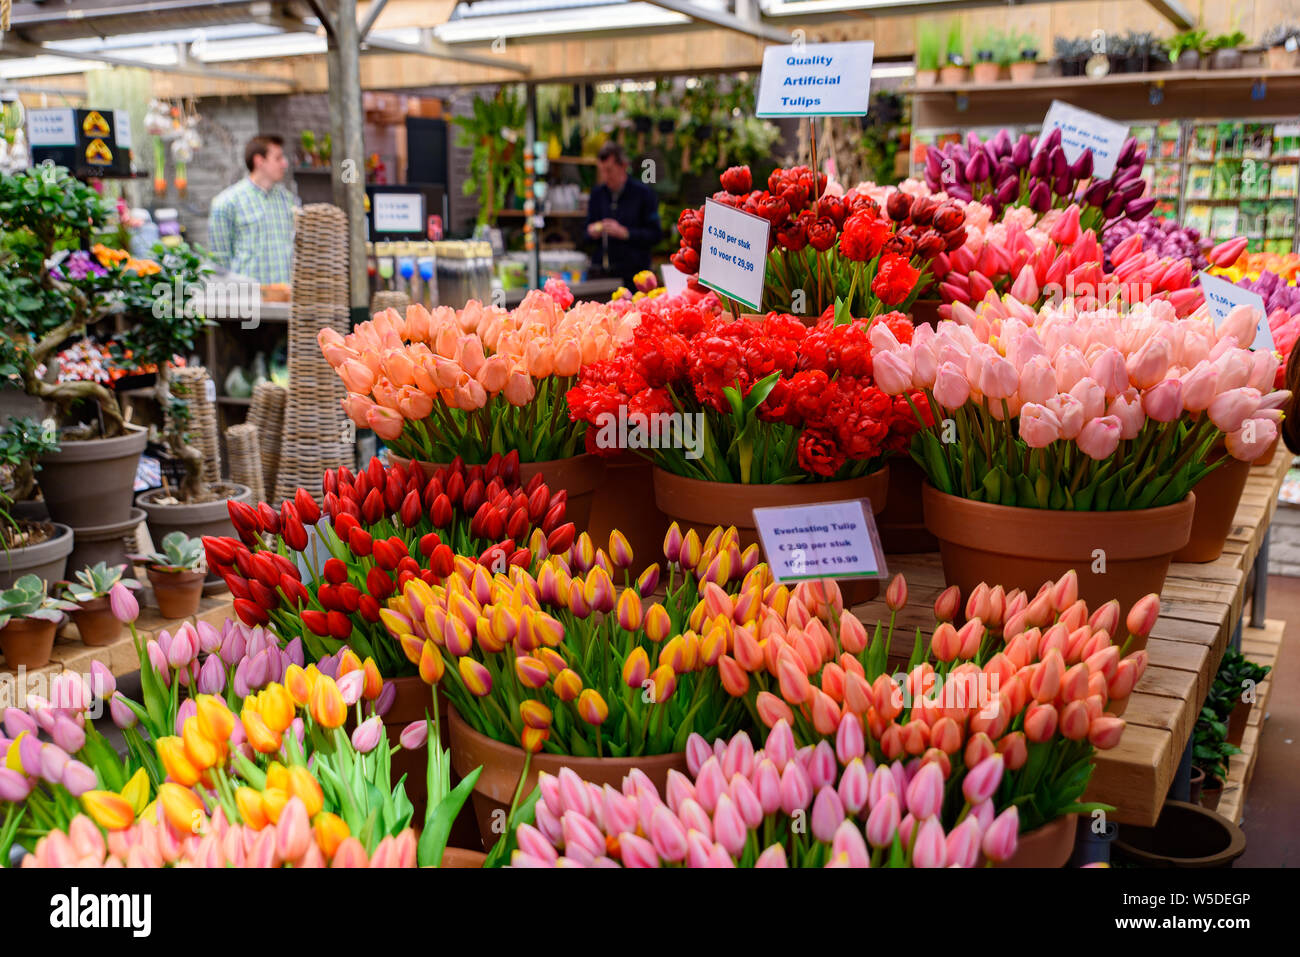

273,203,354,503
226,423,266,505
371,290,411,314
169,366,221,484
248,381,287,499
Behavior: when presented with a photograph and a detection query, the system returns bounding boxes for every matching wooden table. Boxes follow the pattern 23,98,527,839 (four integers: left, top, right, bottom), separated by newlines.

851,445,1290,828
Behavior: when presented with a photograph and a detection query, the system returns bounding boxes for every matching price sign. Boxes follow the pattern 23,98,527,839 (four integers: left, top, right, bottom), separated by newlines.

372,193,424,233
28,108,76,146
753,499,887,584
697,198,769,312
756,41,874,117
1198,272,1275,351
1035,100,1129,179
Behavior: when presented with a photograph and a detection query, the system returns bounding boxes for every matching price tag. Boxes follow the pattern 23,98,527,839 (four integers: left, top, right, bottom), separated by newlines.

373,193,424,233
1035,100,1129,179
1198,272,1275,351
28,108,76,146
756,41,874,118
114,110,133,149
204,379,217,402
753,499,887,584
661,263,689,296
697,198,769,312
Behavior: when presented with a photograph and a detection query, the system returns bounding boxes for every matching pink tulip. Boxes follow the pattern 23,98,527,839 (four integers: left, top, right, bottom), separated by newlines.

1046,393,1085,440
0,767,32,802
905,761,944,820
836,758,871,815
1018,403,1062,448
911,817,948,868
1208,387,1261,434
978,355,1019,400
649,806,689,862
753,759,782,816
873,349,913,396
366,406,405,440
981,806,1020,862
1217,304,1260,347
712,793,749,856
196,654,226,696
684,733,713,777
865,791,900,849
1227,418,1278,461
1107,391,1145,440
1018,355,1056,404
350,715,384,754
807,740,837,791
51,714,85,754
557,767,592,818
1009,264,1039,303
831,819,871,868
721,732,755,781
89,660,117,700
945,816,984,869
1180,360,1220,412
1141,378,1183,422
961,754,1005,804
60,759,98,796
764,719,796,771
1076,415,1122,460
933,361,971,410
809,786,845,843
835,712,865,764
694,757,727,814
3,707,36,740
779,761,813,817
1126,336,1170,389
755,844,789,868
1069,376,1106,422
602,786,638,836
39,744,70,784
562,809,606,862
398,719,428,751
109,694,137,730
1053,345,1091,392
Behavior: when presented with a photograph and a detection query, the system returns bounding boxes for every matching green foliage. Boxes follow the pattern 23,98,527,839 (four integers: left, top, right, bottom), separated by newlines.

1192,705,1240,783
1169,30,1208,59
916,20,944,71
945,19,965,63
62,562,131,603
110,242,213,372
0,574,79,630
1205,30,1246,51
0,417,60,501
454,88,527,225
141,531,203,572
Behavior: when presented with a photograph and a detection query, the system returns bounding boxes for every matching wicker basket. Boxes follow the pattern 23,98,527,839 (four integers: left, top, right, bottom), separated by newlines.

273,203,354,503
169,366,221,484
371,290,411,314
226,423,266,505
248,381,287,499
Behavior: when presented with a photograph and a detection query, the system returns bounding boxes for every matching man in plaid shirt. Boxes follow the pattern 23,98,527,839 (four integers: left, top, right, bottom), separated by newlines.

208,134,297,285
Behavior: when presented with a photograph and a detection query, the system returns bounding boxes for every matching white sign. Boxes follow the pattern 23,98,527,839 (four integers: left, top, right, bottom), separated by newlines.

1275,123,1300,138
756,41,874,118
753,499,886,583
114,110,133,149
661,263,689,297
697,198,769,312
28,108,76,147
1199,272,1275,351
372,193,424,233
1035,100,1129,179
204,379,217,402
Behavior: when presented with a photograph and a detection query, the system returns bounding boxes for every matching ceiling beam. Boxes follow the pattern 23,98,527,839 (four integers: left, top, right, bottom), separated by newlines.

639,0,792,43
1144,0,1195,30
358,0,391,39
361,31,531,74
0,34,299,87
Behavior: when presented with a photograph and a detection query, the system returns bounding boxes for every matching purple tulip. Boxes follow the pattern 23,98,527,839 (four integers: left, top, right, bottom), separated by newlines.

350,715,384,754
996,176,1019,204
1125,196,1157,220
994,158,1015,184
109,693,137,730
1028,149,1049,178
3,707,36,740
1041,127,1063,153
89,661,116,700
373,681,396,718
925,147,944,178
947,183,973,202
232,658,251,698
0,767,32,802
60,759,97,797
966,130,983,155
992,128,1011,158
18,733,43,776
174,698,197,736
1114,163,1141,185
1117,136,1137,167
1071,151,1094,180
1028,180,1052,212
399,720,428,750
197,654,226,695
1050,146,1068,180
1103,193,1126,218
219,624,246,667
290,717,305,747
1133,146,1148,169
31,701,56,734
1082,180,1111,207
965,152,990,184
39,743,70,784
247,648,272,690
317,652,339,680
1118,177,1146,200
1053,174,1074,198
284,636,305,668
196,620,222,654
925,170,941,192
51,714,85,754
1011,134,1032,168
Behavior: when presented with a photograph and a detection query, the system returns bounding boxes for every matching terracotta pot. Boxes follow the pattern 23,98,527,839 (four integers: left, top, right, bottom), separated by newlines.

922,484,1194,644
65,509,145,584
914,69,938,87
1188,765,1206,805
0,617,59,669
653,466,890,606
990,813,1076,868
877,458,938,554
138,486,253,584
908,298,943,328
1226,698,1251,747
0,522,74,590
447,707,687,851
1267,46,1289,70
1173,455,1251,563
146,567,205,619
437,847,486,868
1200,775,1224,811
587,454,669,570
393,454,607,534
1253,433,1280,466
38,427,148,528
69,596,123,646
939,65,968,86
972,61,1000,84
1113,800,1246,867
1009,60,1037,82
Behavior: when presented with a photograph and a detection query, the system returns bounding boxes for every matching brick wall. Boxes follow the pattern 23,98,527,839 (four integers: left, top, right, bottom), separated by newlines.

173,98,260,249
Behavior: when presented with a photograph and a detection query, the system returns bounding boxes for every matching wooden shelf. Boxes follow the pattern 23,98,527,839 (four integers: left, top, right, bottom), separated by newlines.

915,67,1300,96
1217,619,1285,825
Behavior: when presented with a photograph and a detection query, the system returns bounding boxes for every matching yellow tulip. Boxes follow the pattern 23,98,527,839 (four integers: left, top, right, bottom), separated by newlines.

81,790,136,830
418,640,445,685
308,674,347,728
241,709,283,754
337,649,364,677
553,668,582,703
260,682,295,733
182,717,220,770
314,812,350,859
577,689,609,726
235,786,268,829
121,767,150,815
260,786,290,824
519,699,553,730
5,732,28,772
195,694,235,744
265,762,290,793
284,664,311,706
287,765,324,818
157,782,204,836
156,736,202,786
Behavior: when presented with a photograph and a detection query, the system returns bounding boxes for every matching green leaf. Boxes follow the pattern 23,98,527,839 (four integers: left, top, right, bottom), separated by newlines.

483,785,541,868
419,767,481,867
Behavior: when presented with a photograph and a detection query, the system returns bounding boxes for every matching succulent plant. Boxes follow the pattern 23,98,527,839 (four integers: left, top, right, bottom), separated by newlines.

140,531,204,573
62,562,136,603
0,574,78,630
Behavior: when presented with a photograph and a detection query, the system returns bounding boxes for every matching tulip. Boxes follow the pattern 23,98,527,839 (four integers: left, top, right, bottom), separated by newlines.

1088,715,1127,749
961,754,1004,805
911,817,947,868
351,715,384,753
905,761,944,820
109,582,139,624
981,806,1019,862
648,806,688,862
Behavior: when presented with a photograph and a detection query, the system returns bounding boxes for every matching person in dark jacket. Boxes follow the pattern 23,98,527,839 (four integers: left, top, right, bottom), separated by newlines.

585,141,662,287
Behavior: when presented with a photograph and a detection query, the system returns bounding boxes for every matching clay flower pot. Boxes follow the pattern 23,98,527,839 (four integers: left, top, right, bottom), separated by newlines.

989,813,1076,868
0,522,74,590
1200,774,1224,811
939,64,968,86
1267,46,1289,70
64,509,145,584
1253,433,1280,466
1112,800,1246,867
0,617,59,669
877,457,938,554
1009,60,1037,82
393,453,607,533
437,847,486,868
1188,765,1206,804
137,485,253,584
146,567,205,619
653,466,890,605
922,484,1194,641
447,707,687,851
914,69,938,87
69,596,123,646
37,427,148,529
587,453,670,569
1173,455,1252,563
1226,698,1251,747
971,61,1000,84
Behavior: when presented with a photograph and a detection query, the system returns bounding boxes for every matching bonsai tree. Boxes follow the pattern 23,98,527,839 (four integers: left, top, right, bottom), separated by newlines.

111,242,214,503
0,574,78,630
0,416,60,505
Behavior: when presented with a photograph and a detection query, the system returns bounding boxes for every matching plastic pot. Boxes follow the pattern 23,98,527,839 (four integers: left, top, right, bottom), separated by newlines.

1112,800,1246,867
37,427,148,528
922,484,1194,643
146,567,205,619
65,508,145,584
0,522,73,590
68,596,123,647
137,485,252,584
1200,774,1224,811
1210,48,1242,70
1226,698,1252,747
0,617,59,669
1176,50,1202,70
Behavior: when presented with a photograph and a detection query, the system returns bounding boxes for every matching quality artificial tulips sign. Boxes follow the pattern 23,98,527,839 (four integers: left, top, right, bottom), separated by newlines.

752,499,888,583
756,41,874,117
1035,100,1128,180
698,198,770,312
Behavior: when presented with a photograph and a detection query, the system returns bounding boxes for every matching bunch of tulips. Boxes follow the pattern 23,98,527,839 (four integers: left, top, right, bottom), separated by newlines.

379,523,762,759
320,285,636,463
922,128,1154,233
712,571,1146,832
871,299,1289,509
208,454,575,677
508,720,1021,867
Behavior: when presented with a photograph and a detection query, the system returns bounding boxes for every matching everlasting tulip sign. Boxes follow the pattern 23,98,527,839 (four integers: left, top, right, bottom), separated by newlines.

698,198,770,311
1198,272,1275,351
1035,100,1128,179
756,42,874,117
752,499,887,583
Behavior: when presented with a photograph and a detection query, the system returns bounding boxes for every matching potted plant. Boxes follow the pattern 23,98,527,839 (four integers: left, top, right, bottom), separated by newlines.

1106,33,1133,73
1169,29,1207,69
0,417,73,589
453,88,526,226
0,573,79,668
1206,30,1246,70
0,165,152,529
1008,33,1037,82
940,20,967,85
60,561,138,646
972,28,1000,84
140,530,205,619
915,20,943,86
1192,705,1240,811
1213,649,1271,746
1124,31,1156,72
1262,25,1298,69
1052,36,1089,76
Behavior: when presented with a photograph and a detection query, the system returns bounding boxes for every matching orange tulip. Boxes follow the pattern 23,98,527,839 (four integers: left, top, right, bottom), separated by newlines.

314,812,350,859
553,668,583,702
81,790,136,831
520,700,553,730
241,709,283,754
236,785,269,829
195,695,235,744
577,689,609,726
157,782,205,836
261,786,290,825
182,717,220,770
284,664,311,705
521,726,549,754
418,640,446,685
362,658,384,701
156,736,202,786
287,765,325,818
260,683,296,733
308,675,347,728
717,655,749,697
649,664,677,704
